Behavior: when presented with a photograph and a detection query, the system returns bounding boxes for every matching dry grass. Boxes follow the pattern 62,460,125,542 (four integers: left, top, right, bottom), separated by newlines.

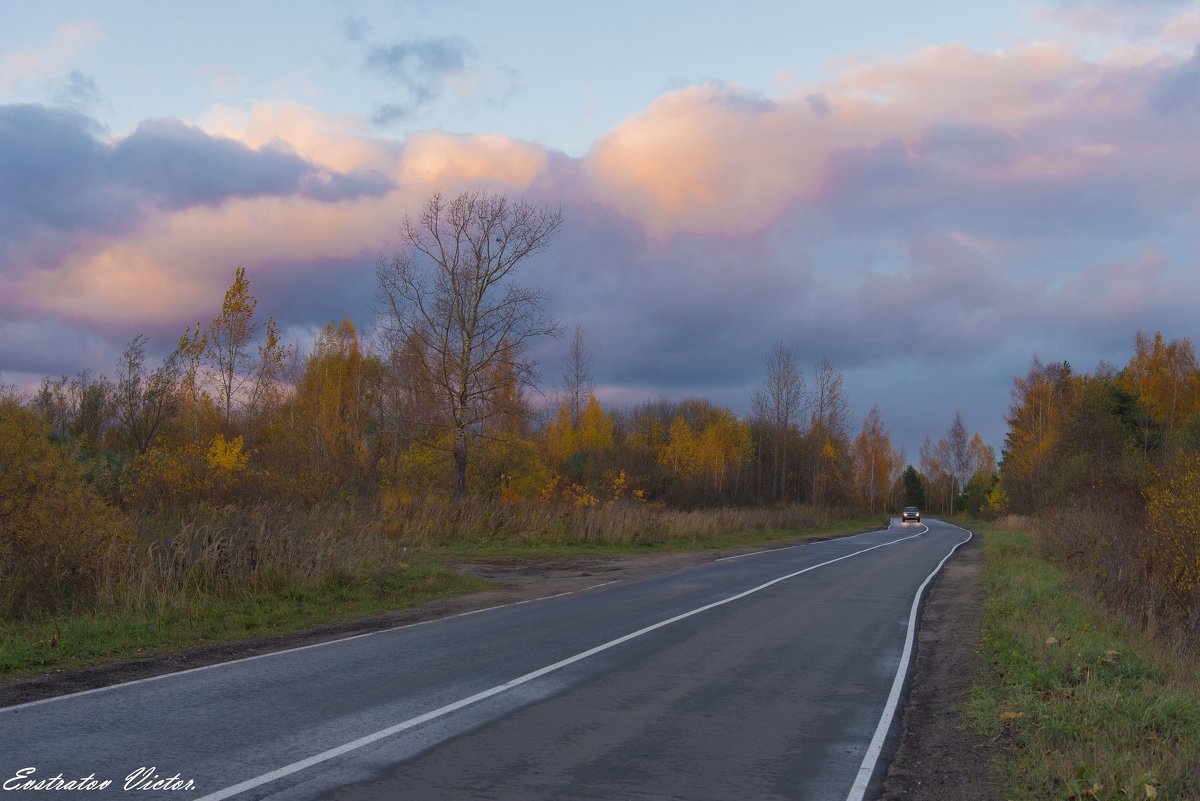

25,498,856,619
383,496,848,547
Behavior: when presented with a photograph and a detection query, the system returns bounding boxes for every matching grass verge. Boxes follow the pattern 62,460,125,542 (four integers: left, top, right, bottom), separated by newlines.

1,515,883,682
966,524,1200,800
0,566,492,681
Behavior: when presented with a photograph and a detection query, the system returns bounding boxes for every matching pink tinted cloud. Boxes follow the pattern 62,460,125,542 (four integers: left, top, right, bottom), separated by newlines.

580,42,1139,237
13,120,553,326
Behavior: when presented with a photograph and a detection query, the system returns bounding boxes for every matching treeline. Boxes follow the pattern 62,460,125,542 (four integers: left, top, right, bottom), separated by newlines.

996,331,1200,646
0,266,909,619
0,191,929,622
5,285,920,514
2,191,999,622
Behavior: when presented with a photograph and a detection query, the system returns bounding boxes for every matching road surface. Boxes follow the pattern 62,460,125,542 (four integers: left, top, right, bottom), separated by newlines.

1,519,971,801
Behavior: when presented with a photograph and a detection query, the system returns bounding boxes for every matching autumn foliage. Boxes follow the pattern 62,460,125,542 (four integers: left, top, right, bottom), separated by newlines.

0,397,132,617
0,255,920,624
998,331,1200,647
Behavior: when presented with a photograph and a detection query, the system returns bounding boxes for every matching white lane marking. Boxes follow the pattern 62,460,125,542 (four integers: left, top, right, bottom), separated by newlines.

844,521,973,801
194,530,925,801
711,524,906,562
0,579,624,714
714,545,798,561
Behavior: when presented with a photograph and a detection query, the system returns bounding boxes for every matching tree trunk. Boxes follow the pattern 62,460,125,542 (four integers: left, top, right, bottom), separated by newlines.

453,426,468,498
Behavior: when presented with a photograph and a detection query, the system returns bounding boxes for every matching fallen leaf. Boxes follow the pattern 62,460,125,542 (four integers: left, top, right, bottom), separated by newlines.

1045,636,1058,645
1145,784,1158,799
999,711,1025,721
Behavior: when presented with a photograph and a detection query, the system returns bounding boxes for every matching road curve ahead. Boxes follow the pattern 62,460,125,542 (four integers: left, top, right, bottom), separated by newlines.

1,520,971,801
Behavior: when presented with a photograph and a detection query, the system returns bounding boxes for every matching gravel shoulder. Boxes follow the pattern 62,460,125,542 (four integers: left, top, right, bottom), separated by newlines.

879,532,1002,801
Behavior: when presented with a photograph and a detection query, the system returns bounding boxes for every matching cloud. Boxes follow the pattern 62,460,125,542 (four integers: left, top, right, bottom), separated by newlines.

110,118,316,208
342,16,370,43
1151,44,1200,111
0,20,104,95
0,104,134,244
4,31,1200,457
201,102,401,174
363,37,474,124
53,69,104,111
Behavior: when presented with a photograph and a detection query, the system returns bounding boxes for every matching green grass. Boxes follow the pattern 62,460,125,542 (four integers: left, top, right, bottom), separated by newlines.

0,566,492,681
967,525,1200,801
1,517,882,682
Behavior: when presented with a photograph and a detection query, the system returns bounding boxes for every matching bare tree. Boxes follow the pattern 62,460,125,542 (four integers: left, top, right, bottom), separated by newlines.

32,370,112,445
810,356,850,503
947,411,971,502
114,335,180,454
562,324,595,427
751,342,807,501
376,189,563,497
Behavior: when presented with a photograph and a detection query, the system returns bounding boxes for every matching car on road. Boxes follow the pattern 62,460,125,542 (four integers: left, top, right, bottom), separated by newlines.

901,506,921,522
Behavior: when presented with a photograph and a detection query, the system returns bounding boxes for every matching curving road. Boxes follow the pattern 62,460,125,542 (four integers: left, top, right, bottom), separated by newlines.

1,520,971,801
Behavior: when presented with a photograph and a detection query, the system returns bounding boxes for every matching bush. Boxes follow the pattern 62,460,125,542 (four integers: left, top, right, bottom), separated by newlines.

0,399,134,618
1145,454,1200,611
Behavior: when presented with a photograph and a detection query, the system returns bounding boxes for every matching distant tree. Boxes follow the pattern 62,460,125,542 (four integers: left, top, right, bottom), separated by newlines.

852,405,894,513
376,189,563,497
562,324,594,428
206,267,260,435
902,465,925,507
177,323,208,443
31,370,112,446
245,316,292,427
809,356,850,504
114,335,180,454
751,342,807,501
947,411,971,500
1119,330,1200,442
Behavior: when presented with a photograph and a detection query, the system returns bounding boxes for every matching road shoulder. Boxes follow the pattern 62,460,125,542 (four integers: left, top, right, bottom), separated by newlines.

878,532,1002,801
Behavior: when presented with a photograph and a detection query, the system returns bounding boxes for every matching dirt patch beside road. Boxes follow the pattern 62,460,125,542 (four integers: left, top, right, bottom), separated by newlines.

879,532,1002,801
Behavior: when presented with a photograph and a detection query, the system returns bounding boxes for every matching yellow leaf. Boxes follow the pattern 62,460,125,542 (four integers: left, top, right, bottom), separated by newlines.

1045,636,1058,645
1145,784,1158,799
999,711,1024,721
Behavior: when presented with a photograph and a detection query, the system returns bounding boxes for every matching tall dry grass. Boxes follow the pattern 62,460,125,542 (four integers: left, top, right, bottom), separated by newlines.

70,498,851,617
383,496,847,546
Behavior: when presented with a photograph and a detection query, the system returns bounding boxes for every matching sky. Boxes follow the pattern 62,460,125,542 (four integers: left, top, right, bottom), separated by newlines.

2,0,1199,459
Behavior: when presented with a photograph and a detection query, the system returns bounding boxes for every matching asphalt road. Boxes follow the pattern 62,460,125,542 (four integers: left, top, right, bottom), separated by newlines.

1,519,971,801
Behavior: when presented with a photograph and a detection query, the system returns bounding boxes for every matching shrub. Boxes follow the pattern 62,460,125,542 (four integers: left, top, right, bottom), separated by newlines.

0,399,134,618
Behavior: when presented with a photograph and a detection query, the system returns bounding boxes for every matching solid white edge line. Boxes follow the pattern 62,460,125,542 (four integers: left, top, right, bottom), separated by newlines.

844,521,972,801
192,529,926,801
0,579,624,714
